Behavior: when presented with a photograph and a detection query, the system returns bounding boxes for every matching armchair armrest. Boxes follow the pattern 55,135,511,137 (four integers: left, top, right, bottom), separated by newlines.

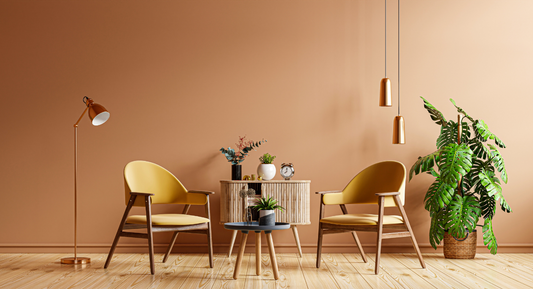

188,190,215,195
375,192,400,196
316,190,342,195
130,192,154,196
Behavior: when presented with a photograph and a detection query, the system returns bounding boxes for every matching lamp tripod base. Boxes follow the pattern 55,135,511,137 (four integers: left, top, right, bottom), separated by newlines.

61,257,91,264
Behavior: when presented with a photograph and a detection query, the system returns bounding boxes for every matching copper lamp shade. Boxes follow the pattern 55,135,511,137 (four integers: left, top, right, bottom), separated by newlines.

85,98,110,126
393,116,405,144
379,78,392,107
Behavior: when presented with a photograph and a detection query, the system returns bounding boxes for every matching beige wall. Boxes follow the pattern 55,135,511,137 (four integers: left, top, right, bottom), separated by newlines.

1,0,531,254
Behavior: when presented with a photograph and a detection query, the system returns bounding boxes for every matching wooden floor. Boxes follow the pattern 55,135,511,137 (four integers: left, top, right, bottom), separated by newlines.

0,253,532,288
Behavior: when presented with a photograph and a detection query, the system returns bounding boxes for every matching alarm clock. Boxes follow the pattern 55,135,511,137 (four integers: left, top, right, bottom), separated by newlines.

280,163,295,180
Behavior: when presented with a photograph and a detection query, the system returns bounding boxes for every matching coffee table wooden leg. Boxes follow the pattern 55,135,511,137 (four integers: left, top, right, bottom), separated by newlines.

233,231,248,280
228,230,238,257
291,225,303,257
255,232,261,275
265,232,279,280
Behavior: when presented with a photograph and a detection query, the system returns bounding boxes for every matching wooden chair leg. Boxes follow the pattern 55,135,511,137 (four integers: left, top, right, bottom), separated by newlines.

145,196,155,275
394,195,425,269
350,231,367,263
162,231,179,263
207,222,214,268
162,204,191,263
104,195,136,269
316,222,324,268
228,230,238,257
375,196,385,275
339,204,367,263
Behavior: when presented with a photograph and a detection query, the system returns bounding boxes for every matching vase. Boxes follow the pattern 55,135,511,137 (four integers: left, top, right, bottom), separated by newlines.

259,210,275,226
257,164,276,181
232,164,242,180
443,230,477,259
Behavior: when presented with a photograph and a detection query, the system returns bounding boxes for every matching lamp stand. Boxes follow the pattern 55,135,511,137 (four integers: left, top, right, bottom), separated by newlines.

61,107,91,265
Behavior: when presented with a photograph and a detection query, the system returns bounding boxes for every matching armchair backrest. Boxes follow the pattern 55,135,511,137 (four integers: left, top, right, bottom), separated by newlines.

124,160,207,206
323,161,406,207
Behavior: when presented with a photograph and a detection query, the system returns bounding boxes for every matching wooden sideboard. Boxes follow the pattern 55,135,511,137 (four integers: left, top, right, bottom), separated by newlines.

220,180,311,256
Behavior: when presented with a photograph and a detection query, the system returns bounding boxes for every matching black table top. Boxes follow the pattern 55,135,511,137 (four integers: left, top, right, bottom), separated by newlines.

224,222,291,231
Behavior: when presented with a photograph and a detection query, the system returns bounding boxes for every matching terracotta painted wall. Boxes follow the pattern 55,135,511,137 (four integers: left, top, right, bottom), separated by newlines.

1,0,532,254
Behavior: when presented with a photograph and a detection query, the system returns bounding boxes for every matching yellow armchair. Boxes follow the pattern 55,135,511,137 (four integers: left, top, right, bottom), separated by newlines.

104,160,214,274
316,161,425,274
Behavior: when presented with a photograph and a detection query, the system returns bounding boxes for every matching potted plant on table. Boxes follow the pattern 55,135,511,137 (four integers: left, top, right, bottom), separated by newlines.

253,196,285,226
410,97,511,258
220,136,266,180
257,153,276,181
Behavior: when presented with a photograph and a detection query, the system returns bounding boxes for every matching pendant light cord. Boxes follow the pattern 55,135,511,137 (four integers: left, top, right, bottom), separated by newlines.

385,0,387,78
398,0,400,116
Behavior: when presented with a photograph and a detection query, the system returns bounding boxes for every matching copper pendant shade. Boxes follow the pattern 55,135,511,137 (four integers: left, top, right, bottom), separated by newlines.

393,115,405,144
379,78,392,107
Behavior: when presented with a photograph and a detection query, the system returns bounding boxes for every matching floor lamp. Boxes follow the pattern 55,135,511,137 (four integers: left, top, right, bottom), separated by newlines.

61,96,110,265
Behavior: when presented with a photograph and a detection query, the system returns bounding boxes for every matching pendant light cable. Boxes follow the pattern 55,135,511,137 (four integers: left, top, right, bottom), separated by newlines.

398,0,400,116
385,0,387,78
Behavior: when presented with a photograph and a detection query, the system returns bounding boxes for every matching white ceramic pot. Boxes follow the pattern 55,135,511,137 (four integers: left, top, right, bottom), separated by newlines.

257,164,276,180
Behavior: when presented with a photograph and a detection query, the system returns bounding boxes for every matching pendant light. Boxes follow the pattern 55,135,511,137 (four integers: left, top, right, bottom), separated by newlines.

379,0,392,107
393,0,405,144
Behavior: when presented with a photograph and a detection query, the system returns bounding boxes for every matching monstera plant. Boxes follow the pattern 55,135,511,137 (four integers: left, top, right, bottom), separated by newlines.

410,97,511,254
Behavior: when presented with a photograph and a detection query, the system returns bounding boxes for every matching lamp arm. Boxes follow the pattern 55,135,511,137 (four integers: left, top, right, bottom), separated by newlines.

74,106,89,127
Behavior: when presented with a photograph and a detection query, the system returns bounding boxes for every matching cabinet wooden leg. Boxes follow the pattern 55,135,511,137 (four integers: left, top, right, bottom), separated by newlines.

233,231,248,280
255,232,261,275
291,225,303,257
266,232,279,280
228,230,238,257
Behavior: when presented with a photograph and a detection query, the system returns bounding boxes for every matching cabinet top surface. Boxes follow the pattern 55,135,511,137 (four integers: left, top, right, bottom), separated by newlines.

220,180,311,183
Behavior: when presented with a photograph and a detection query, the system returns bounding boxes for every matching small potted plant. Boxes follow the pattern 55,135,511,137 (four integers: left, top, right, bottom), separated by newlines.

253,196,285,226
257,153,276,180
220,136,266,180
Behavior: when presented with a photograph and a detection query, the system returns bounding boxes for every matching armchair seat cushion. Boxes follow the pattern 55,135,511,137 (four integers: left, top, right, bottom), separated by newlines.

127,214,210,226
320,213,404,226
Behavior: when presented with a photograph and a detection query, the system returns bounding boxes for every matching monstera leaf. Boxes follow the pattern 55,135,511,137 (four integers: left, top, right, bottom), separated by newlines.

444,194,481,238
450,98,475,123
409,150,440,180
487,144,508,184
474,120,506,148
429,210,446,250
469,140,491,160
483,218,498,254
500,196,512,213
421,96,447,126
479,189,496,219
470,158,490,192
479,169,502,197
439,143,473,186
425,178,455,214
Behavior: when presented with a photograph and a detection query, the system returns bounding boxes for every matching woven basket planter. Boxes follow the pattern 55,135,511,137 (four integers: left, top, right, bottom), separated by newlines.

443,230,477,259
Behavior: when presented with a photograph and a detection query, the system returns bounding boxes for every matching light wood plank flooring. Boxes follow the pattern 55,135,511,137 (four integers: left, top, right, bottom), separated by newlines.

0,253,532,288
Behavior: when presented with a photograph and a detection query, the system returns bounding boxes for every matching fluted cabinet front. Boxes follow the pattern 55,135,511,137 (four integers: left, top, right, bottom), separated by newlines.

220,180,311,225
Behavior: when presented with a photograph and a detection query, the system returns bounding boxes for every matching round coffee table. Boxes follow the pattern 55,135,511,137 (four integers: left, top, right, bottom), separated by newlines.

224,222,290,280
